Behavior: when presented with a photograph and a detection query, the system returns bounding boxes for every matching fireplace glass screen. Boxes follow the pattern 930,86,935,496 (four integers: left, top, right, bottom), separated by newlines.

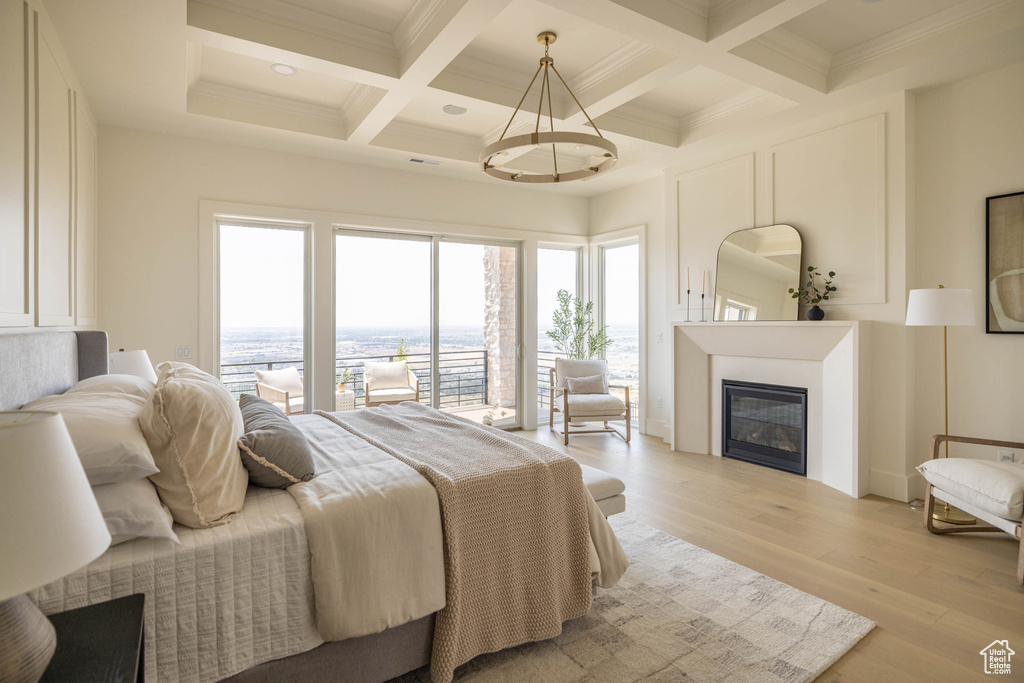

722,380,807,475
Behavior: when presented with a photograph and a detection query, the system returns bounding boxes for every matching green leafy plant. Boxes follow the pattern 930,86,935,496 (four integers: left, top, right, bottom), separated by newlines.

546,289,613,359
789,267,837,306
337,368,355,391
395,339,409,361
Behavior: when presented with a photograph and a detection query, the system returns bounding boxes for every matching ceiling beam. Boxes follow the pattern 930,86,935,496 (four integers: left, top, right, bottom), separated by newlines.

707,0,831,51
345,0,512,144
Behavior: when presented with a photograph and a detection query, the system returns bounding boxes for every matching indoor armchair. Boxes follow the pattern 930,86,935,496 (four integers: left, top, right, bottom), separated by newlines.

364,361,419,407
549,358,630,445
919,433,1024,585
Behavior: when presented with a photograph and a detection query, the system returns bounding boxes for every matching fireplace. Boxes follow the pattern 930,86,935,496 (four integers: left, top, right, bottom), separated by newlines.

722,380,807,476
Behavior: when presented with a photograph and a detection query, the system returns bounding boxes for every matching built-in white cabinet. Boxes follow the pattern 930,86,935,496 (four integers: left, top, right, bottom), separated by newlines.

0,0,98,329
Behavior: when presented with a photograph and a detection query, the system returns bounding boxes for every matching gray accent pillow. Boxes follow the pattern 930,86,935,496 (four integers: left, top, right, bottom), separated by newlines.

237,393,315,488
566,373,608,394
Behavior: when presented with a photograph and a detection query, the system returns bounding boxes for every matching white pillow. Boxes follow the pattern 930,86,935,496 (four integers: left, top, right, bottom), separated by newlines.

22,391,159,486
65,373,156,400
92,478,180,546
566,373,608,394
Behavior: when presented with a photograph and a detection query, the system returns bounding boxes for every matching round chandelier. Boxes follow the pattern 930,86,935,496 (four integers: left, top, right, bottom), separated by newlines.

480,32,618,184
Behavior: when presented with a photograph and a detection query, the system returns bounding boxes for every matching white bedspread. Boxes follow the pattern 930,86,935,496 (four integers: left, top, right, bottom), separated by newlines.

288,414,447,640
30,487,322,683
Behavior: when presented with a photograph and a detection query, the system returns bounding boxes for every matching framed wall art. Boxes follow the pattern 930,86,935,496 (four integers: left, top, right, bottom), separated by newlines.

986,190,1024,333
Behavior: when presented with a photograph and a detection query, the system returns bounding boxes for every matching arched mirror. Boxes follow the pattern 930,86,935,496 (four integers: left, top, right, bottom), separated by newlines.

713,225,802,321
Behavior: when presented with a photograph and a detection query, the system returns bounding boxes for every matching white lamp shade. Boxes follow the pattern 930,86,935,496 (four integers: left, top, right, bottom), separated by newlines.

906,288,975,327
108,349,158,383
0,412,111,600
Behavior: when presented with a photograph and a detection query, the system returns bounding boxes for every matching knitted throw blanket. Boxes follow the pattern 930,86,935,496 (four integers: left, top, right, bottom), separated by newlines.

314,403,593,683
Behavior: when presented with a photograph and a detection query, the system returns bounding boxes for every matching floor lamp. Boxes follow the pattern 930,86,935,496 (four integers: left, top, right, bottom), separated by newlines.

906,285,976,524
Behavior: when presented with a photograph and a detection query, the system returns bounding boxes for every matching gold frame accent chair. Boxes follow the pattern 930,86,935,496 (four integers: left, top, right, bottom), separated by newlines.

549,358,630,446
921,433,1024,585
364,360,420,408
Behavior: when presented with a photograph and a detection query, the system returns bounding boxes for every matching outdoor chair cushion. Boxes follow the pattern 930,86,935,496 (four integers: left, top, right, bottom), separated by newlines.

564,393,626,418
369,388,417,404
253,367,303,397
554,358,608,389
365,361,410,390
918,457,1024,520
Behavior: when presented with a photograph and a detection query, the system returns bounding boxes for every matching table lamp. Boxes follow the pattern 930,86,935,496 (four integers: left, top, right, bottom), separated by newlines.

906,285,976,524
108,349,158,383
0,411,111,682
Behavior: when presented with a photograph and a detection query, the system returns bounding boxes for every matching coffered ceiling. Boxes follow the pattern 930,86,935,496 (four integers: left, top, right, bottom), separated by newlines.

44,0,1024,196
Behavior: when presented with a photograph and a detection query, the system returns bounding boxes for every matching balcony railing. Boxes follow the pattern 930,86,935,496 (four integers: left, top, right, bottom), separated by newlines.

220,350,489,409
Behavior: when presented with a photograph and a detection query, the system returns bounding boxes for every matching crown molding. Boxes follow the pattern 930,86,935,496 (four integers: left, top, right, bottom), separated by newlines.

569,40,661,96
750,27,832,76
394,0,447,55
191,0,397,58
668,0,710,20
373,118,481,162
677,89,773,130
190,79,346,124
830,0,1017,73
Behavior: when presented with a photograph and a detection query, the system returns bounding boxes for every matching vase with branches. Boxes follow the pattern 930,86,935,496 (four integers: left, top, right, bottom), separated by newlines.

789,267,837,320
546,289,613,359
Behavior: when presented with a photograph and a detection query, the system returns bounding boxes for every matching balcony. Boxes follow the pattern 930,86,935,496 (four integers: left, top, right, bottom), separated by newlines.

222,349,635,427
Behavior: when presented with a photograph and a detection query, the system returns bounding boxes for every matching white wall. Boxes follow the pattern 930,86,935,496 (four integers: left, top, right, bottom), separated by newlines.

654,92,915,500
97,126,589,365
912,61,1024,483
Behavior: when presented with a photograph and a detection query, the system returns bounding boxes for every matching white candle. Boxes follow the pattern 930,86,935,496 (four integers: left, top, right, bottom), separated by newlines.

701,270,706,295
686,267,690,291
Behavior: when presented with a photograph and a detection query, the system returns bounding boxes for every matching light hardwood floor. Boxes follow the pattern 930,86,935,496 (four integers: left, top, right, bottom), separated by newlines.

519,428,1024,683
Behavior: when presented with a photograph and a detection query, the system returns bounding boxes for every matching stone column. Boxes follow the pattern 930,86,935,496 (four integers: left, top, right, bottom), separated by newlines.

483,246,517,408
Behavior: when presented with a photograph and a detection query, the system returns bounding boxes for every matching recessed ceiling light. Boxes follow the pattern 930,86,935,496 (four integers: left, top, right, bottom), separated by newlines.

442,104,467,116
271,63,296,76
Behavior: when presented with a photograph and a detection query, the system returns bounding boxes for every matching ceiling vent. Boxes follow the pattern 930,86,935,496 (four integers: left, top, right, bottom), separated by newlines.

408,158,441,166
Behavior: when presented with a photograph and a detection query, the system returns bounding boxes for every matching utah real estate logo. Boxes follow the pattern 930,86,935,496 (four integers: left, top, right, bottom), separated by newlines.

980,640,1014,675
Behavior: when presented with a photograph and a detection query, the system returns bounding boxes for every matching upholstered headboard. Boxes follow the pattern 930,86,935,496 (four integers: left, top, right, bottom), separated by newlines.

0,330,108,410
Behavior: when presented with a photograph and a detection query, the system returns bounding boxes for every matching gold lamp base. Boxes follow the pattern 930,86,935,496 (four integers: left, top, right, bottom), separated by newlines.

932,503,976,525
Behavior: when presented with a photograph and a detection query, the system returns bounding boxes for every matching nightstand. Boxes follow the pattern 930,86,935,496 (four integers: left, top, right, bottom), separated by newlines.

41,593,145,683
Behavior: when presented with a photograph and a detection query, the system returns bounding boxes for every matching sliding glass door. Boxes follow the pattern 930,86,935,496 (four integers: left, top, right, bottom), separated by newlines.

335,232,432,409
438,240,520,427
333,230,521,427
218,221,308,407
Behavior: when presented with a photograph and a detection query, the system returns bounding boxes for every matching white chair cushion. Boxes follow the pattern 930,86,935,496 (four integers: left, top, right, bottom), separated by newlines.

268,396,304,415
566,373,608,394
565,393,626,418
365,361,409,390
555,358,608,389
917,458,1024,521
254,367,303,397
369,388,416,403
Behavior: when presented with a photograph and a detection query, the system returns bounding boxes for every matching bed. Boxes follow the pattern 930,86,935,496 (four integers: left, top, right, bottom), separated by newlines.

1,330,629,683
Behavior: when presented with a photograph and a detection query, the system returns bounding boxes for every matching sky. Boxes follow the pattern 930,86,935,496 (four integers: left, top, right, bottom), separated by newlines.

220,225,639,332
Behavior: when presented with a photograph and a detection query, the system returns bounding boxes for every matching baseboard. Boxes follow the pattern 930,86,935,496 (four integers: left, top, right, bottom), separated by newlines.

645,419,671,444
869,469,915,503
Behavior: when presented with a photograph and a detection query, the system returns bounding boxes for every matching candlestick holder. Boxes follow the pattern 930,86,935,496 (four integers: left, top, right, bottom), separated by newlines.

685,289,691,322
700,293,706,322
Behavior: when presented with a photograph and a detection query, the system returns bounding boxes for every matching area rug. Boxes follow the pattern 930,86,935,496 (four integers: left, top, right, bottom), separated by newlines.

395,514,874,683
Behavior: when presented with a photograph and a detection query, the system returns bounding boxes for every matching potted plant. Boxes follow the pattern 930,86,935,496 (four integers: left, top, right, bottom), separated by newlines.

395,339,409,362
789,267,837,320
337,368,355,392
545,289,613,359
482,406,507,427
547,290,612,426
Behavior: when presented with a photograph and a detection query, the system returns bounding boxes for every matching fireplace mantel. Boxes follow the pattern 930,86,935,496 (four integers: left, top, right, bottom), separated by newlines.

672,321,870,497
